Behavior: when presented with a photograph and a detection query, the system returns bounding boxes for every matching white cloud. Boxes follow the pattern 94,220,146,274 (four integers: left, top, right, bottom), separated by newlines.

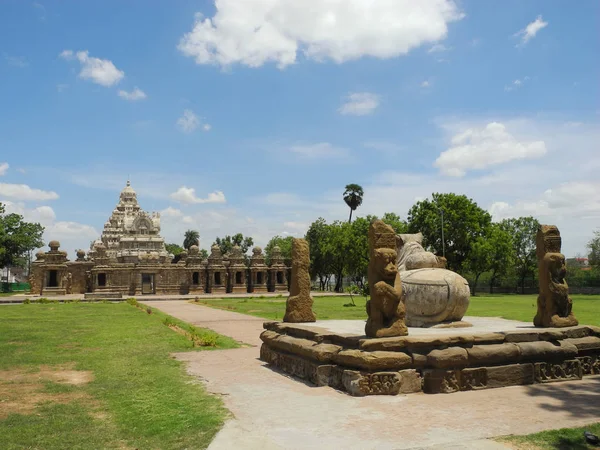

161,206,184,217
288,142,349,160
0,162,8,176
60,50,124,87
170,186,227,205
427,43,451,53
363,141,404,156
177,0,464,69
338,92,380,116
176,109,210,133
118,87,147,101
504,76,530,92
434,122,547,177
0,183,59,201
514,15,548,47
421,80,431,88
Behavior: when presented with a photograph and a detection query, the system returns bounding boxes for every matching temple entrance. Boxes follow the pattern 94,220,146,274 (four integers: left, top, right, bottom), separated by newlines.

235,272,242,284
98,273,106,287
257,272,263,284
47,270,58,287
276,271,283,284
141,273,154,294
192,272,200,285
214,272,221,286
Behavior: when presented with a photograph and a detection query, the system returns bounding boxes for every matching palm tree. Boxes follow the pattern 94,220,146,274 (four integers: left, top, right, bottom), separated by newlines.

183,230,200,250
343,184,364,223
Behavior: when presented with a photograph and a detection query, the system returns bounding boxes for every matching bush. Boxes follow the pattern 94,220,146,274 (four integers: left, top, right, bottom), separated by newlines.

126,297,139,307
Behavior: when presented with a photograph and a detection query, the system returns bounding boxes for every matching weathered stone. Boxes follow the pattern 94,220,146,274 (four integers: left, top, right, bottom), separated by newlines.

359,334,474,352
534,225,578,328
563,336,600,351
332,349,412,371
342,370,401,396
321,333,362,349
427,347,469,369
249,247,268,293
460,368,488,390
516,340,578,361
267,323,323,341
577,355,600,376
534,359,582,382
423,369,461,394
486,364,535,388
472,333,506,344
467,343,521,366
260,344,320,384
409,351,428,368
396,232,470,327
564,326,593,339
538,330,567,341
398,369,422,393
283,238,316,323
504,331,540,343
260,331,341,363
365,220,407,337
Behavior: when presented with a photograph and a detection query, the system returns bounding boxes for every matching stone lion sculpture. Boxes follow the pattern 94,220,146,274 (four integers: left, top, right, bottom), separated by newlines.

396,233,470,327
365,221,408,337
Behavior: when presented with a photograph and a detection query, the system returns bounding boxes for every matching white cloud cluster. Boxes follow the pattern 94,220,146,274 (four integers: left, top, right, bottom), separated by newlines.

176,109,211,133
118,87,147,101
60,50,124,87
514,15,548,47
504,76,530,92
0,162,8,176
177,0,463,68
169,186,226,205
0,183,59,201
338,92,380,116
434,122,547,177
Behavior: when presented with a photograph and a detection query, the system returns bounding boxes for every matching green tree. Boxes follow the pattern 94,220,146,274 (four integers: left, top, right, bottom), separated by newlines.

381,212,408,234
165,243,184,256
486,224,515,293
407,193,491,273
264,235,293,265
499,216,540,294
343,183,364,223
305,218,335,290
588,230,600,269
0,203,44,291
214,233,254,256
183,230,200,250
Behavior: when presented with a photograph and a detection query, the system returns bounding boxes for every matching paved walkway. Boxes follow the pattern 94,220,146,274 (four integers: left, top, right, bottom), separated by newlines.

146,301,600,450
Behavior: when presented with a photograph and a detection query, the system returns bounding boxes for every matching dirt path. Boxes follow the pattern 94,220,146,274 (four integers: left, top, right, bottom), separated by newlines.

145,301,600,450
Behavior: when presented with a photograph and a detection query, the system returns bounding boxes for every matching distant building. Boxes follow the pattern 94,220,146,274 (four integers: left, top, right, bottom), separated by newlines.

567,257,590,270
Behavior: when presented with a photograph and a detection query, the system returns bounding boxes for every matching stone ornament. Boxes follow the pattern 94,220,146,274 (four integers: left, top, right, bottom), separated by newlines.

365,220,408,337
283,238,316,323
396,232,470,327
534,225,578,328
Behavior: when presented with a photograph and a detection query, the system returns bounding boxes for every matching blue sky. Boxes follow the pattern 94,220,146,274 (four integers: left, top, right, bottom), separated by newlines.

1,0,599,258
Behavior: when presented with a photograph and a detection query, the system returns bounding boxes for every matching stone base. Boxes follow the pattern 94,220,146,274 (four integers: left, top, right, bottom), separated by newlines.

209,286,227,295
84,292,123,299
42,288,67,296
251,286,269,294
230,286,248,294
259,319,600,396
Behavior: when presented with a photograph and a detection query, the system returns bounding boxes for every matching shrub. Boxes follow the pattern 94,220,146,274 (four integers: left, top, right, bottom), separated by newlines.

146,307,152,314
126,297,139,307
23,298,31,304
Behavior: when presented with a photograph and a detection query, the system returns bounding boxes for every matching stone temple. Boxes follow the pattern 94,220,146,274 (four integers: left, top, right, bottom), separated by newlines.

29,181,289,297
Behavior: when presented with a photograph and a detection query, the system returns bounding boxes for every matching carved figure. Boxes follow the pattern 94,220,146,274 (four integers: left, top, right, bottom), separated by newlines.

283,238,316,322
396,233,470,327
365,220,407,337
534,225,578,328
62,272,73,294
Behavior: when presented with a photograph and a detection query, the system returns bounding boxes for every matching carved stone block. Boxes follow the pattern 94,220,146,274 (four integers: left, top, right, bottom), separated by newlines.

423,369,461,394
460,368,488,391
534,359,582,383
577,355,600,376
342,370,401,396
398,369,422,394
486,364,534,388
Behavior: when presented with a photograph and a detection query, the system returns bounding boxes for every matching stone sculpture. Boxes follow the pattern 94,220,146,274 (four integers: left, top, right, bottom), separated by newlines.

395,233,470,327
534,225,578,328
365,220,408,337
283,238,316,323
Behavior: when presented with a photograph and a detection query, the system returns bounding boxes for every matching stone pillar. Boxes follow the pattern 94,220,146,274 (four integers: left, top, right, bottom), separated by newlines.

534,225,578,328
365,220,408,337
283,238,316,322
249,247,268,293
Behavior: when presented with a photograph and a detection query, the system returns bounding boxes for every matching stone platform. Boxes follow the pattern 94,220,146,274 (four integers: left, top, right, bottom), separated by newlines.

259,316,600,396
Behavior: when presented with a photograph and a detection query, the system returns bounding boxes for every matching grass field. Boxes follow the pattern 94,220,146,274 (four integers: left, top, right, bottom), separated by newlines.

0,302,239,450
499,422,600,449
195,294,600,326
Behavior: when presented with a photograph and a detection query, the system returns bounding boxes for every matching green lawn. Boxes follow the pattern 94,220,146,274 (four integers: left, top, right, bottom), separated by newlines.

499,423,600,449
195,294,600,326
0,303,239,450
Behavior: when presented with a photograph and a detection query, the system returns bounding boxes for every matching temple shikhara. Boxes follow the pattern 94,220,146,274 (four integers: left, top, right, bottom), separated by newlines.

29,181,289,297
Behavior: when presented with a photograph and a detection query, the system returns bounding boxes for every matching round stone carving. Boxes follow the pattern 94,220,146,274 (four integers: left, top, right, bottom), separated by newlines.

49,240,60,251
402,268,470,327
